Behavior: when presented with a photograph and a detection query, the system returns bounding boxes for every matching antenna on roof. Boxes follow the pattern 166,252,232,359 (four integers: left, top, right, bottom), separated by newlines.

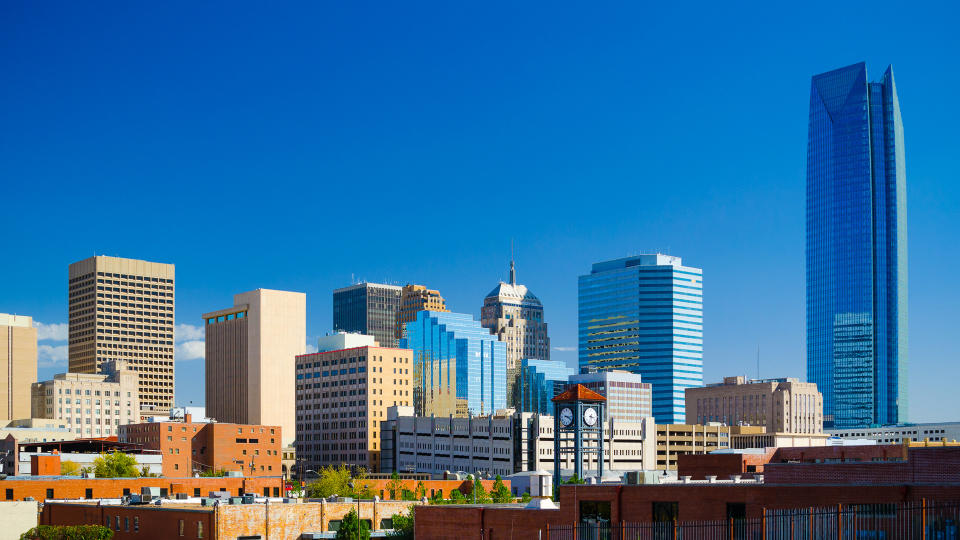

509,239,516,285
757,344,760,380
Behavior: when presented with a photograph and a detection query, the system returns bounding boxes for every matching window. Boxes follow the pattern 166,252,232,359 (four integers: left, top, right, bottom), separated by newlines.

115,516,121,531
46,488,54,499
194,488,201,497
134,517,139,532
652,501,679,523
125,517,130,531
197,522,203,538
85,488,93,499
5,489,12,500
179,519,184,536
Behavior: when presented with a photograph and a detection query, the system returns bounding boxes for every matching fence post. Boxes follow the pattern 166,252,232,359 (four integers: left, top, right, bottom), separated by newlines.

620,520,624,540
545,523,549,540
790,513,794,540
673,518,678,540
572,522,577,540
809,507,813,540
836,503,842,540
922,498,927,540
852,504,857,538
762,507,767,540
729,517,733,540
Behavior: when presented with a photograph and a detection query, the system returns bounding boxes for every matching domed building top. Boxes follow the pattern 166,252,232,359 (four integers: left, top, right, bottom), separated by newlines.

485,260,542,306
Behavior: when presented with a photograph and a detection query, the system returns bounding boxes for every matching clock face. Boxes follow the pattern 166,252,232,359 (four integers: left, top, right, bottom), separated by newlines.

583,407,598,427
559,407,574,427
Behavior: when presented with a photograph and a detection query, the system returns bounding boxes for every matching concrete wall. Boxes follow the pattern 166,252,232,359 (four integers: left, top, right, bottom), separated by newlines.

0,501,38,540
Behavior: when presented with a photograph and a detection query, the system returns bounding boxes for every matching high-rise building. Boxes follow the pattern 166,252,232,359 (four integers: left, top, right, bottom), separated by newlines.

333,283,402,348
481,259,550,408
396,284,448,341
578,254,703,424
295,340,412,472
1,314,37,421
403,311,506,417
686,376,823,435
569,370,653,423
31,360,140,438
68,256,175,416
203,289,305,446
806,62,908,429
518,359,574,416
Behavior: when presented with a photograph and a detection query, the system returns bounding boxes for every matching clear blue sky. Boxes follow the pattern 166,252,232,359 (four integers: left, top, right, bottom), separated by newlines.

3,2,958,421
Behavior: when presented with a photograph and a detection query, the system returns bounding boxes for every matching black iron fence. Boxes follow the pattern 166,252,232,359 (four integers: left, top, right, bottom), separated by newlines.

544,500,960,540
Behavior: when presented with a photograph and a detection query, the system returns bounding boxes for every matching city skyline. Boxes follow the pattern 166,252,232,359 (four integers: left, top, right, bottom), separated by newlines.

4,3,959,423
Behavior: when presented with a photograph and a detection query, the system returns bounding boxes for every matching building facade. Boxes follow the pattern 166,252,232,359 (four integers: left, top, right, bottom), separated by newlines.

828,422,960,444
578,254,703,424
518,359,574,416
396,284,448,341
295,343,413,472
68,256,175,416
806,62,908,429
1,314,37,421
686,376,823,435
30,360,140,438
403,311,506,417
481,260,550,408
119,417,281,477
333,283,402,348
654,423,733,471
570,370,652,423
203,289,305,446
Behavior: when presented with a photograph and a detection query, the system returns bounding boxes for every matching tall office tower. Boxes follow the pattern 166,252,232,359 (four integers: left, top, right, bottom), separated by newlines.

806,62,908,429
203,289,305,446
1,314,37,421
333,283,402,348
68,256,175,416
518,359,574,415
570,370,653,423
31,360,140,437
396,284,448,341
481,259,550,408
295,335,412,472
403,311,506,417
578,254,703,424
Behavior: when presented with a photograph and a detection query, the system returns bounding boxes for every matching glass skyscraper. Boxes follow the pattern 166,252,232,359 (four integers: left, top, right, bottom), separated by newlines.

402,311,506,417
518,358,574,416
332,282,402,348
806,62,908,429
578,254,703,424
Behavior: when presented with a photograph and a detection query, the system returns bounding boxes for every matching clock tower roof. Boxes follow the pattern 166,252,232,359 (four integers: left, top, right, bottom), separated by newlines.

551,383,607,403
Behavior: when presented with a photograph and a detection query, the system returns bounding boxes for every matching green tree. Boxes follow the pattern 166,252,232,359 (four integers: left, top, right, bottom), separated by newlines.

20,524,113,539
490,475,512,503
306,464,353,498
429,489,445,505
199,468,228,478
385,471,404,500
414,480,427,499
60,460,81,476
520,492,532,503
92,452,140,478
400,488,415,501
449,489,465,503
334,508,370,540
564,474,586,485
472,479,491,503
388,507,415,540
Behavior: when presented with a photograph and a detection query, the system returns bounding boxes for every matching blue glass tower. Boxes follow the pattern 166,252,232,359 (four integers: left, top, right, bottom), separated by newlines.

402,311,506,417
578,254,703,424
806,62,908,429
518,358,574,415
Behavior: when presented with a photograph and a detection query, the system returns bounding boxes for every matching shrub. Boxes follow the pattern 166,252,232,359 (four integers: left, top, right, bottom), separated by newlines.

20,524,113,540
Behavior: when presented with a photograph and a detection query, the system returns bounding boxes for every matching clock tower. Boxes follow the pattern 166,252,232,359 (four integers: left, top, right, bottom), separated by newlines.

552,383,607,489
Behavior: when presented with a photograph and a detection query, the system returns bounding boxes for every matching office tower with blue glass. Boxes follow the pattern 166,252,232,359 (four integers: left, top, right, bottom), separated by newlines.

578,254,703,424
333,282,402,348
518,358,574,415
402,311,506,417
806,62,908,429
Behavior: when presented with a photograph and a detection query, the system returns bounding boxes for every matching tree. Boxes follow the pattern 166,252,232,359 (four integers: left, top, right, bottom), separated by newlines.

199,468,229,477
564,474,586,485
385,471,404,500
388,507,415,540
92,452,140,478
334,508,370,540
520,492,532,503
60,460,81,476
20,524,113,539
400,488,415,501
306,464,353,498
429,489,445,505
139,465,158,477
414,480,427,500
491,475,512,503
472,479,491,503
449,489,465,503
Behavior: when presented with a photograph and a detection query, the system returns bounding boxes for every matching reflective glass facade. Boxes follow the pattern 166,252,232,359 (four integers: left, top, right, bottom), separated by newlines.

806,62,908,429
518,358,574,415
401,311,506,417
578,254,703,424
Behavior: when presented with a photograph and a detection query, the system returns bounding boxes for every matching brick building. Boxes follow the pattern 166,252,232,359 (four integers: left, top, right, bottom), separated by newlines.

1,475,281,503
119,416,281,477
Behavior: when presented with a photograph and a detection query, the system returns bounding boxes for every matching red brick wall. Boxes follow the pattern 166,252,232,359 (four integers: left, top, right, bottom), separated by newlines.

348,479,507,500
2,476,282,503
31,454,61,476
41,502,214,540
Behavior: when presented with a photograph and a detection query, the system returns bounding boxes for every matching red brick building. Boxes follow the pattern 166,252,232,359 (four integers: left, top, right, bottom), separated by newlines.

1,475,282,503
119,416,281,477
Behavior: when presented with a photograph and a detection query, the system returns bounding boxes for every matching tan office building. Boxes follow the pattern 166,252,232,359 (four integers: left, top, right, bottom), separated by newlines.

295,341,413,472
655,423,734,470
203,289,305,447
1,314,37,421
68,256,175,416
395,284,447,341
686,376,824,435
31,360,140,438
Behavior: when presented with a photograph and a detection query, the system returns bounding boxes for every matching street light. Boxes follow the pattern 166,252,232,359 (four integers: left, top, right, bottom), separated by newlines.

347,481,360,540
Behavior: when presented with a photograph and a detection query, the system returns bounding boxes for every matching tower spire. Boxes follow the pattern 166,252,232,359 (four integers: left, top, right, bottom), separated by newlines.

509,240,516,285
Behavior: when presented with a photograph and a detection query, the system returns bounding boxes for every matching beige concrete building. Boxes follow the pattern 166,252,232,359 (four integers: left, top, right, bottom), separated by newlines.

31,360,140,438
203,289,305,447
1,314,37,422
686,376,824,435
68,256,175,416
481,260,550,408
396,284,447,341
295,342,413,472
655,423,735,470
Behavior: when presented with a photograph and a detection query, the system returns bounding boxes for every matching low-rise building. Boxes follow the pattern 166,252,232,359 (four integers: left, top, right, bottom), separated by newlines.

3,439,162,476
295,339,413,472
686,376,823,434
828,421,960,444
119,414,281,477
570,370,652,422
1,474,281,503
31,360,140,438
654,423,735,470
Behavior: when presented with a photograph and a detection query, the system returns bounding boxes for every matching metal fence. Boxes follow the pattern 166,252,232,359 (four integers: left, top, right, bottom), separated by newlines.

544,500,960,540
